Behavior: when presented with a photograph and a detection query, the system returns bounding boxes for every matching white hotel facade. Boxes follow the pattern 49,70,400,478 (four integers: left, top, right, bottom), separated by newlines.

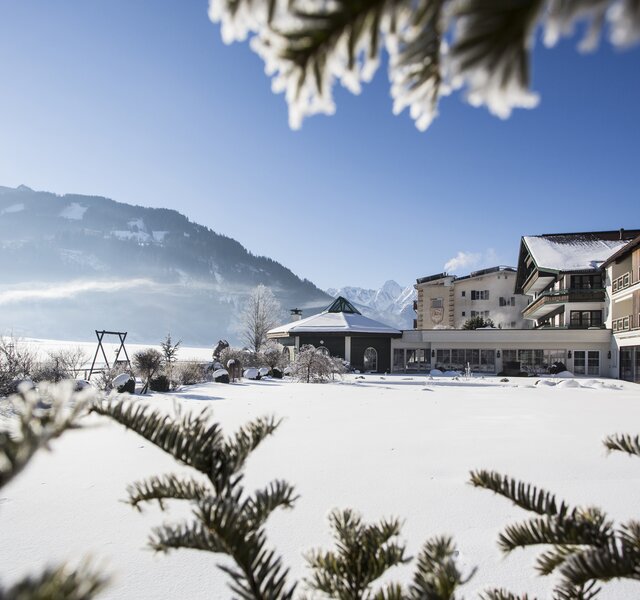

390,229,640,381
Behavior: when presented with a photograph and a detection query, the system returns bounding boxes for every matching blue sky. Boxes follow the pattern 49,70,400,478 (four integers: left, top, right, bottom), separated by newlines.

0,1,638,291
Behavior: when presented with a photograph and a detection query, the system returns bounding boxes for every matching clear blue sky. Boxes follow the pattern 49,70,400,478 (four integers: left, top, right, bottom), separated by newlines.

0,1,638,290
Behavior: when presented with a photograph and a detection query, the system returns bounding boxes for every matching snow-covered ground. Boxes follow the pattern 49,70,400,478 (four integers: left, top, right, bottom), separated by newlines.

2,374,640,598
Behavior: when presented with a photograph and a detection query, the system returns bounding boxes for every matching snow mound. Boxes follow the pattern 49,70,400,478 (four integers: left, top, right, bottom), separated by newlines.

555,371,574,378
536,379,557,387
60,202,88,220
258,367,270,377
430,369,443,376
243,367,260,380
557,379,582,388
443,370,462,377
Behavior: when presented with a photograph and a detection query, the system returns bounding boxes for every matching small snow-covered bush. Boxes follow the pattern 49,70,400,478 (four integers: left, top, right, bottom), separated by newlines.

0,335,35,398
174,361,206,386
149,375,170,392
291,345,345,383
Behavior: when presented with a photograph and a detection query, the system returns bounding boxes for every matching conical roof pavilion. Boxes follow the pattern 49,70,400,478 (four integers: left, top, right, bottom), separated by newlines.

267,296,401,338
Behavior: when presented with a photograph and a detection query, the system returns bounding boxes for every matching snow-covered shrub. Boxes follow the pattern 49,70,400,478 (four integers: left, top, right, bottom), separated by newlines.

243,367,260,380
219,346,247,368
174,361,206,386
260,342,289,371
94,365,131,392
32,347,90,384
133,348,164,394
112,372,135,394
291,345,345,383
212,368,229,383
149,374,170,392
0,335,35,398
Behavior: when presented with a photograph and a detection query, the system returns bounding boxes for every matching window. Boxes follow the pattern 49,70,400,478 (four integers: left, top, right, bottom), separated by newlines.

406,348,428,371
461,311,466,317
471,310,490,318
363,347,378,372
570,310,603,328
436,349,451,370
431,298,443,309
518,349,544,373
502,349,518,364
587,351,600,375
471,290,490,300
393,349,405,372
461,291,466,297
570,274,603,289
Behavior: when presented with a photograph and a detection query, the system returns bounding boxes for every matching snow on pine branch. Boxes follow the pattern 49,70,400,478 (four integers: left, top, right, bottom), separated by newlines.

208,0,640,131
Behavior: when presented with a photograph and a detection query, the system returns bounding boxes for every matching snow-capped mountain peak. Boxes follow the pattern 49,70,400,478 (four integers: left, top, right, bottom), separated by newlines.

325,280,416,329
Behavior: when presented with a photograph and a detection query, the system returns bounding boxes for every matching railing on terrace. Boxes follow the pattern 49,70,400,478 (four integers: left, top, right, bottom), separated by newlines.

523,288,606,316
612,314,640,332
612,271,637,293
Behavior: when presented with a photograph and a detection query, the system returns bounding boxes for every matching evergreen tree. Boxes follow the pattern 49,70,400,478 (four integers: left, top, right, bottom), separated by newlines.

208,0,640,131
462,316,495,330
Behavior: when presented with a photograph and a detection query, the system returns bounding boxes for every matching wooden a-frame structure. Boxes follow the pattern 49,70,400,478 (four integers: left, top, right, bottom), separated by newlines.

88,330,132,380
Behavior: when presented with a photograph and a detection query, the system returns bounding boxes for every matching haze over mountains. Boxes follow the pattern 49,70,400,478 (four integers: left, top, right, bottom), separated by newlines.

0,185,331,345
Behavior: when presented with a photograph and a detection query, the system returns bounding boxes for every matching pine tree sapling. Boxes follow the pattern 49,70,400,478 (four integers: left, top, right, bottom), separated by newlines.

160,333,181,388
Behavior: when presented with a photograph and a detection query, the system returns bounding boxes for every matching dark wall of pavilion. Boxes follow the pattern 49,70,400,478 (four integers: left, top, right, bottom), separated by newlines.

298,335,346,358
351,336,392,373
296,334,393,373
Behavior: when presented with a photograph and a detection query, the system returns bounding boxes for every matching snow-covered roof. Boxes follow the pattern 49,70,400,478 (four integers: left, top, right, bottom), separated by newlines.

523,234,630,272
268,296,401,337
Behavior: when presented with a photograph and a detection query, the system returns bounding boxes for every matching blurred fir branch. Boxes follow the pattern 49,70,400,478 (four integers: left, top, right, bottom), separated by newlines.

1,384,107,599
207,0,640,130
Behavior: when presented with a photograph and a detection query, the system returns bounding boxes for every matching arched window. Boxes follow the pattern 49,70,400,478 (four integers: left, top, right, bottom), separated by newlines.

317,346,330,357
363,347,377,372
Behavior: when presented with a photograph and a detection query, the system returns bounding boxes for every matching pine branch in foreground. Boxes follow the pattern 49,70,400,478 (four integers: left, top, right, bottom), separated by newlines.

94,398,297,600
469,470,567,517
304,508,409,599
603,433,640,458
480,590,537,600
1,384,108,599
1,563,108,600
209,0,640,130
409,535,476,599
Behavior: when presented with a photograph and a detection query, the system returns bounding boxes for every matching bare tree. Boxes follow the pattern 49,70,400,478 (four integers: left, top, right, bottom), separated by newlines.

241,285,282,353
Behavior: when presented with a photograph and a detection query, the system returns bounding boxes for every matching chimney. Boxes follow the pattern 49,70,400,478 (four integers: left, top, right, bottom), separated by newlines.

620,228,625,240
290,308,303,321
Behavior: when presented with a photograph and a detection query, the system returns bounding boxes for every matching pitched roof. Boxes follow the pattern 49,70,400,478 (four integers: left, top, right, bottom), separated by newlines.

522,232,638,272
267,296,401,337
602,234,640,267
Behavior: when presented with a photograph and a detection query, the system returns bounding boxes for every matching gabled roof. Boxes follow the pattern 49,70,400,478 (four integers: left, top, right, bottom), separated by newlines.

267,296,401,337
602,234,640,267
522,230,640,273
515,229,640,294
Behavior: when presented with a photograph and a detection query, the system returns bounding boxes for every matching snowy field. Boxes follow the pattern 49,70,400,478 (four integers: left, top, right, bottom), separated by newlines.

2,374,640,598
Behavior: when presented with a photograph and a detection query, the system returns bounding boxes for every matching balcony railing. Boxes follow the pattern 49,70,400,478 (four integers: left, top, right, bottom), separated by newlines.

612,271,636,293
523,288,606,318
612,314,639,332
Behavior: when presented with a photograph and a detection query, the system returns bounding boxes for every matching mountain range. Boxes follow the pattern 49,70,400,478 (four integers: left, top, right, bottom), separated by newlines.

325,280,416,330
0,185,331,345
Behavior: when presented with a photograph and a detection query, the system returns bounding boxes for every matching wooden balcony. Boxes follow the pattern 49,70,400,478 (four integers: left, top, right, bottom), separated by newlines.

612,271,636,293
523,288,606,320
613,314,639,332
